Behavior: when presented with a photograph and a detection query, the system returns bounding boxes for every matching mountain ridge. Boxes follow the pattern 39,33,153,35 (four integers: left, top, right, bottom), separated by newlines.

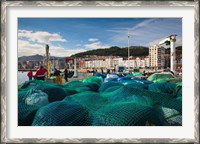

18,46,182,61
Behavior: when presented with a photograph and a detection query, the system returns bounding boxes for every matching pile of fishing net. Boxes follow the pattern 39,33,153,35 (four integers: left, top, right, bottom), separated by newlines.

125,72,143,78
18,75,182,126
147,73,179,83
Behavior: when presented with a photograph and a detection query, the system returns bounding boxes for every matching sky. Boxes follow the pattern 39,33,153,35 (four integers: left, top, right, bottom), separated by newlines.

18,18,182,57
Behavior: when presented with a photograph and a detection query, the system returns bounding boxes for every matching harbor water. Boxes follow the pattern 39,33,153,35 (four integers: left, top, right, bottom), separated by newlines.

18,71,84,85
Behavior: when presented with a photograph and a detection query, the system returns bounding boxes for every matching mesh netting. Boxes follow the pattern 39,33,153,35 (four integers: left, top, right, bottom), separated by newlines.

24,89,49,108
147,73,175,83
84,82,101,92
167,77,182,83
131,78,153,85
18,90,29,103
166,115,182,126
154,106,181,126
104,78,119,82
18,75,182,126
19,80,45,90
176,87,182,98
65,91,107,112
101,86,182,113
18,89,50,126
93,101,162,126
32,100,92,126
122,81,148,90
148,82,177,97
18,102,39,126
103,86,121,92
82,76,103,85
34,85,72,102
95,73,107,79
74,86,93,92
125,72,143,78
63,80,86,88
98,81,123,92
100,86,153,106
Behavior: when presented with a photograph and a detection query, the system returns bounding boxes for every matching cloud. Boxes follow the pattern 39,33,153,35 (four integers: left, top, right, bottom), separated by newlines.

18,39,85,57
85,41,110,49
131,19,156,31
18,30,66,44
107,18,182,47
88,38,99,42
76,44,82,47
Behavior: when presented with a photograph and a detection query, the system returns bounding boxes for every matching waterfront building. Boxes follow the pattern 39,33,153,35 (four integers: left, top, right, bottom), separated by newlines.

149,45,165,68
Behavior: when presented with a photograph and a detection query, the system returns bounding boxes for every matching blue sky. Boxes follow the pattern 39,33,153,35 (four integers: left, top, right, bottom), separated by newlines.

18,18,182,57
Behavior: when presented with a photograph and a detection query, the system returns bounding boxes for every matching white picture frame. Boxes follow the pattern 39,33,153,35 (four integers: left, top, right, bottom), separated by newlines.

1,0,199,143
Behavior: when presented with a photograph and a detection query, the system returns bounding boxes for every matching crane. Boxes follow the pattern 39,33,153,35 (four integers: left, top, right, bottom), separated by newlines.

159,35,177,74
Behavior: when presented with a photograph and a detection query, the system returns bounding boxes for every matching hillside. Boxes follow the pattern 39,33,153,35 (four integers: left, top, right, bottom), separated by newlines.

18,54,60,62
71,46,182,58
71,46,149,58
165,46,182,55
18,46,182,61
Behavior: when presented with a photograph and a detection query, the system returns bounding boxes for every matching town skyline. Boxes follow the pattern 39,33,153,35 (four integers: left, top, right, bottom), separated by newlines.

18,18,182,57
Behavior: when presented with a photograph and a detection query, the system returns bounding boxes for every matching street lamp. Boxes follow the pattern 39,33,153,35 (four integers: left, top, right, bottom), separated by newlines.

127,30,132,71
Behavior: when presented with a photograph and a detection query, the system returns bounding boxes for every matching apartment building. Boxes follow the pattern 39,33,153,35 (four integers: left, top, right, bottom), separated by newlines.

149,45,165,68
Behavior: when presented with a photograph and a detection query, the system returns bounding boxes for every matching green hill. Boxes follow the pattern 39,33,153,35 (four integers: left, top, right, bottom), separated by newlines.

71,46,149,58
71,45,182,58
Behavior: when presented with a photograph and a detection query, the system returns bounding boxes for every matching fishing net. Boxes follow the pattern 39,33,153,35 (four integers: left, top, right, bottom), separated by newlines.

131,78,153,85
24,89,49,108
148,82,177,97
65,91,107,112
63,80,94,92
34,84,72,102
84,82,101,92
82,76,103,85
104,78,119,82
103,86,121,92
176,86,182,98
101,86,182,113
18,102,38,126
122,81,148,90
74,86,93,92
100,86,153,106
18,90,29,103
106,74,119,79
167,77,182,83
93,101,162,126
99,81,123,92
18,76,182,126
154,106,182,126
125,72,143,78
95,73,107,79
81,76,103,92
63,80,86,88
32,100,92,126
117,77,132,82
166,115,182,126
147,73,174,83
18,89,50,126
19,80,45,90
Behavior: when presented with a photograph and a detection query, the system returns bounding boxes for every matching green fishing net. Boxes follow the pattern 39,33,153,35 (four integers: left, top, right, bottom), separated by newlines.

18,75,182,126
147,73,175,83
148,82,177,97
93,101,162,126
32,100,92,126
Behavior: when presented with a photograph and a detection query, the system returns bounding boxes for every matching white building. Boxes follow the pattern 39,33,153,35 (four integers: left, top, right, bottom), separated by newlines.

84,56,150,69
149,45,165,68
144,57,150,67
